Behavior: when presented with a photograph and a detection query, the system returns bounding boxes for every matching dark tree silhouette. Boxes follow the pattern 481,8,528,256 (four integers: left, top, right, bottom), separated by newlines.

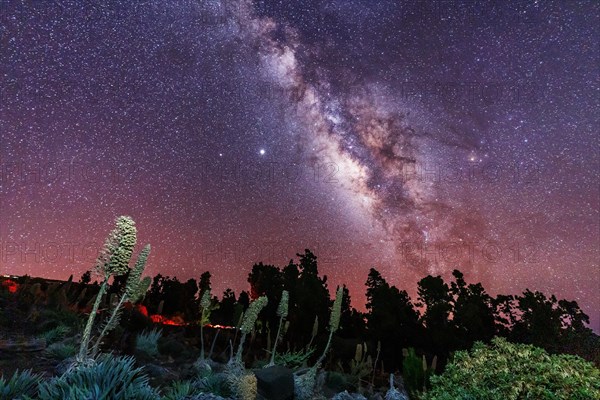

182,278,200,321
199,271,211,298
293,250,331,344
366,268,421,370
247,262,285,342
338,285,366,339
128,252,596,368
79,271,92,285
449,270,497,348
417,275,453,357
212,288,237,326
237,290,250,311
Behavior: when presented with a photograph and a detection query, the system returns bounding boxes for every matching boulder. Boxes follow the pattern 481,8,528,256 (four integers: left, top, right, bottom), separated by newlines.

255,365,294,400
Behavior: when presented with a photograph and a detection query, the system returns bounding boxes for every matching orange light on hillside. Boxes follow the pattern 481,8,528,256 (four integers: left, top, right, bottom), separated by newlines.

150,314,186,326
206,323,236,330
1,279,18,293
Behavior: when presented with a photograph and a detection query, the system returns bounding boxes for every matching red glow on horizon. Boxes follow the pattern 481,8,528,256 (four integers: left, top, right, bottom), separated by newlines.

1,279,18,293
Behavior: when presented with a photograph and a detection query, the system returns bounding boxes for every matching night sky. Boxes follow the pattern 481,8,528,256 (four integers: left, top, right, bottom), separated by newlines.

1,1,598,330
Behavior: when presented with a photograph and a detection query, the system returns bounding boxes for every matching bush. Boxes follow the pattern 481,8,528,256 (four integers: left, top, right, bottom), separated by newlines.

274,347,315,370
424,337,600,400
162,380,195,400
36,309,81,333
161,374,232,399
45,342,77,360
158,336,187,358
136,328,162,357
38,355,160,400
196,373,233,398
402,348,423,394
0,369,42,399
326,371,354,393
38,325,71,344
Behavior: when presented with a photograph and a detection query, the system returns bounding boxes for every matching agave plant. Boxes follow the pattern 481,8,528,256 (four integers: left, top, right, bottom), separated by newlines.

0,369,42,399
161,380,194,400
38,355,160,400
136,328,162,357
45,342,78,360
38,325,71,345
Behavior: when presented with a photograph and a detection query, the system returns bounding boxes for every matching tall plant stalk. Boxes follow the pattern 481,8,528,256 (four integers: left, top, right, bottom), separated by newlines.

77,275,109,362
268,290,288,367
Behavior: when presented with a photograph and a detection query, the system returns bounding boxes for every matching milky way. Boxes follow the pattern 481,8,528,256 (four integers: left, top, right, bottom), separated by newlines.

0,1,598,330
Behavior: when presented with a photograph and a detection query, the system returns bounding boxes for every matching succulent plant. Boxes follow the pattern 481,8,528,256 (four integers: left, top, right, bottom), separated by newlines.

277,290,289,318
77,216,152,364
233,296,268,365
267,290,289,366
198,288,212,361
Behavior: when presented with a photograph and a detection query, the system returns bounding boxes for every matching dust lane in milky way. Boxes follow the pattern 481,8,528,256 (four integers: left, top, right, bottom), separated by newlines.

0,0,598,330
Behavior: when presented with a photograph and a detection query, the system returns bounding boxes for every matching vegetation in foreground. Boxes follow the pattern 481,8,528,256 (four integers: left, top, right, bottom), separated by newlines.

1,216,598,399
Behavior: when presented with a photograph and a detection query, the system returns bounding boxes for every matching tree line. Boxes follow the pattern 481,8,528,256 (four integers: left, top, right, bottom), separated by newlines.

82,248,599,370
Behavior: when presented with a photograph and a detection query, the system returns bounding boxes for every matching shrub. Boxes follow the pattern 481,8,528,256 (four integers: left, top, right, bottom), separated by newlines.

36,309,81,332
424,337,600,400
38,325,71,344
161,375,232,400
38,355,160,400
162,380,194,400
326,371,354,393
401,347,423,395
0,369,42,399
158,336,187,358
275,347,315,370
136,328,162,357
196,373,233,398
45,342,77,360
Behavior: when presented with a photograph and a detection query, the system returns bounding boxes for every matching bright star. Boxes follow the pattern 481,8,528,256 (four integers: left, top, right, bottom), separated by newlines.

259,149,265,155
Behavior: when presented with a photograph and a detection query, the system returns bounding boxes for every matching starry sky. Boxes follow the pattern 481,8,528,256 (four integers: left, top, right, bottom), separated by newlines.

0,1,598,331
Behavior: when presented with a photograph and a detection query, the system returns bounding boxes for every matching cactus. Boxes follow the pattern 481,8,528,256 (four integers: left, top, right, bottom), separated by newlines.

267,290,289,367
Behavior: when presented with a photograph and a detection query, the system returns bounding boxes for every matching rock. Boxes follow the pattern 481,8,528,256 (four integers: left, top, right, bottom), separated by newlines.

255,365,294,400
332,390,368,400
144,363,178,381
384,388,409,400
294,368,317,400
194,359,213,377
384,373,410,400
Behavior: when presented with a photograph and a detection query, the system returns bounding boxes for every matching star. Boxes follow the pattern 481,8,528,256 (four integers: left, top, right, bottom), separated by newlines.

0,0,597,332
